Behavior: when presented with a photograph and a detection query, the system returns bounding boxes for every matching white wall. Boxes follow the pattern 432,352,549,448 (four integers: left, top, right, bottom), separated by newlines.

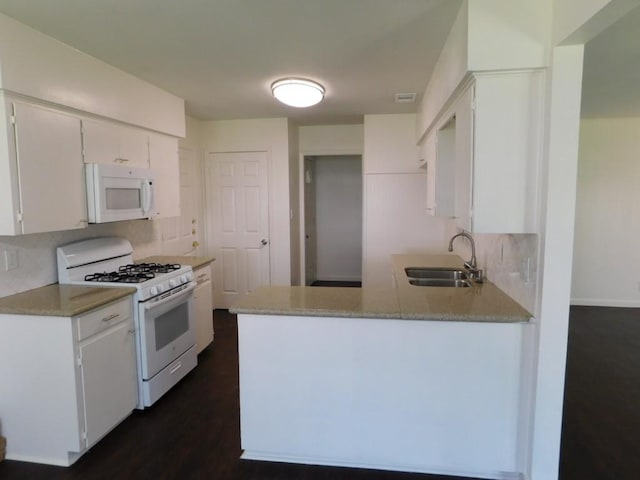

288,120,301,286
200,118,292,285
571,117,640,306
467,0,551,71
364,114,419,174
363,113,453,287
299,124,364,154
417,2,468,140
314,156,362,282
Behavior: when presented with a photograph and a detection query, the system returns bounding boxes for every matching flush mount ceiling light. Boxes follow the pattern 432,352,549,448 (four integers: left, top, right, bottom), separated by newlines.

271,78,325,108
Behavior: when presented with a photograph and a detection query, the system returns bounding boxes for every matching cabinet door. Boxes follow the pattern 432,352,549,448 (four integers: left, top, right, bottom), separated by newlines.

435,115,456,219
119,126,149,167
194,265,214,353
150,134,181,218
472,72,542,233
79,318,137,447
419,132,437,216
453,85,474,231
81,119,120,165
82,119,149,167
13,102,87,234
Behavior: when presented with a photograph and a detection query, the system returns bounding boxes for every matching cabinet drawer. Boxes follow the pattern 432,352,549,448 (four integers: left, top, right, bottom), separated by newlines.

76,297,131,341
194,264,211,285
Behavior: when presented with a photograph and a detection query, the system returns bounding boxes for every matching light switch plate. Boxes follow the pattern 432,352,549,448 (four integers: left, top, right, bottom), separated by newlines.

4,249,18,271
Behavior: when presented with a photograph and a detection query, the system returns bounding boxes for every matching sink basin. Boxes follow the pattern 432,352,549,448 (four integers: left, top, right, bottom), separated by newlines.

408,278,471,288
404,267,468,280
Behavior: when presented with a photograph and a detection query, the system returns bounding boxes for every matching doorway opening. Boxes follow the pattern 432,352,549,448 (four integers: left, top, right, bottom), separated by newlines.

303,155,362,287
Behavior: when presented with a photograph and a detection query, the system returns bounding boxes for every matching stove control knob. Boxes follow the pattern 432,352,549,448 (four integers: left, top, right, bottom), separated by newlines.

157,284,164,293
169,278,177,288
150,286,158,296
186,271,194,282
180,274,188,284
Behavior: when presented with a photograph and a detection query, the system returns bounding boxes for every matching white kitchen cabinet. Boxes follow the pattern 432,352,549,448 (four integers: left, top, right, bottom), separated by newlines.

149,134,181,218
193,263,214,353
0,296,137,466
0,99,87,235
82,118,150,167
432,71,544,233
418,130,437,215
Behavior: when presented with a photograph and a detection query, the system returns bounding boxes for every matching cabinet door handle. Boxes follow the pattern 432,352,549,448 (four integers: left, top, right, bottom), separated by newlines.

170,361,182,374
114,157,129,163
127,329,135,335
102,313,119,322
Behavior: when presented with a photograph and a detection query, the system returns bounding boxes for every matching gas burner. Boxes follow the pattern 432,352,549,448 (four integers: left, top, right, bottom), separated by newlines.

120,263,182,275
84,271,156,283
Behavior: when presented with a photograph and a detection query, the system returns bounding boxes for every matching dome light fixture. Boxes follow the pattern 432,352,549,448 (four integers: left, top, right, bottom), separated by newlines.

271,78,325,108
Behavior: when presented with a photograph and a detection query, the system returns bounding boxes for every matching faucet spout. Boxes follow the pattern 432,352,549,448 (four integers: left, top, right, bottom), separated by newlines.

448,231,483,282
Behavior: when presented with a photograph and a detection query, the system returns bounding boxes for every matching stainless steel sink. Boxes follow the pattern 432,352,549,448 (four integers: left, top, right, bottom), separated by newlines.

404,267,468,280
408,278,471,288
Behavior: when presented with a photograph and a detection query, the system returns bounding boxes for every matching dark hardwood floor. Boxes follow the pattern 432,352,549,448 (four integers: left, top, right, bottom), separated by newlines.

1,306,638,480
310,281,362,288
559,306,640,480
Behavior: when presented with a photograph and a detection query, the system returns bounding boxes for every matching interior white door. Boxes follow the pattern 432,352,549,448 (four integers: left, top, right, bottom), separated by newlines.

206,151,270,308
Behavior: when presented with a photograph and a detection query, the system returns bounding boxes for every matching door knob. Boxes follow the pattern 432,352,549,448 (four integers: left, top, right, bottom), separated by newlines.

260,239,268,247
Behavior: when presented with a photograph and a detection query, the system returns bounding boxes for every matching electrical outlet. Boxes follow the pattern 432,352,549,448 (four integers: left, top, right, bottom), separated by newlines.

3,249,18,271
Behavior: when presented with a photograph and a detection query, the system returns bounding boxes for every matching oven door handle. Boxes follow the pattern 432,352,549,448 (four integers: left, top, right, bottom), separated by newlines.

143,284,195,310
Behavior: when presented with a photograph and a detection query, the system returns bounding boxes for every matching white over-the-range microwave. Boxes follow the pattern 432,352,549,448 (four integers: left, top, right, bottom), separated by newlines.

85,163,155,223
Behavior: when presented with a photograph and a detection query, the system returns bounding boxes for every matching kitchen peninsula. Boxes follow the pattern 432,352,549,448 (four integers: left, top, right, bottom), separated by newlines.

231,254,532,480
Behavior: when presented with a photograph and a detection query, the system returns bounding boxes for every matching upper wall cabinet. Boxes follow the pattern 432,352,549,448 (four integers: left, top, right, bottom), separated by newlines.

0,99,87,235
431,70,544,234
149,134,180,218
82,119,150,167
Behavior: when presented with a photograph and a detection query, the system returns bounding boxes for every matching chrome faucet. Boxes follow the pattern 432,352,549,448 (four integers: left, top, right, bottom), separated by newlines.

448,231,483,283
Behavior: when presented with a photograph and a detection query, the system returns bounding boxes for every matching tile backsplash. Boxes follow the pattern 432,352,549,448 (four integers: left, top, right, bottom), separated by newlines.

444,225,537,314
0,220,162,298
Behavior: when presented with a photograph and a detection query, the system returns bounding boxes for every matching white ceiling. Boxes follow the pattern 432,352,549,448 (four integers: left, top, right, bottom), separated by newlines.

1,1,637,123
581,5,640,118
0,0,462,125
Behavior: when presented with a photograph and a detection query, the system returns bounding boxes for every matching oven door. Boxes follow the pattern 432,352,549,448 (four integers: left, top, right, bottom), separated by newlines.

138,284,195,380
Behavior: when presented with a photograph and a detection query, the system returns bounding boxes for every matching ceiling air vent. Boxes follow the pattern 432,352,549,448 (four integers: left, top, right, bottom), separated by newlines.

394,92,416,103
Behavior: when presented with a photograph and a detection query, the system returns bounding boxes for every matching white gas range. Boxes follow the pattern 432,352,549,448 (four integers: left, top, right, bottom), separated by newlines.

57,237,197,409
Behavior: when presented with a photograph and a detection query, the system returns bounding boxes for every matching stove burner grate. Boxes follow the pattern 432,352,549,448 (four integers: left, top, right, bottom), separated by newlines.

119,263,182,275
84,271,156,283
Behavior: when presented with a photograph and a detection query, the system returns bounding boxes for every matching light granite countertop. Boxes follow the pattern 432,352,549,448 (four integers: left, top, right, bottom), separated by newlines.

391,254,531,322
231,254,532,323
0,284,135,317
136,255,215,270
230,285,400,318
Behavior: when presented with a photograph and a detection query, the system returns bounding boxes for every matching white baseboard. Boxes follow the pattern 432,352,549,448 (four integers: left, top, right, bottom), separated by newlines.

570,298,640,308
241,450,522,480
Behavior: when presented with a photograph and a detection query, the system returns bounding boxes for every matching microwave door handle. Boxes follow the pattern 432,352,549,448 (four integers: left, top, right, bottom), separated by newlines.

141,180,152,215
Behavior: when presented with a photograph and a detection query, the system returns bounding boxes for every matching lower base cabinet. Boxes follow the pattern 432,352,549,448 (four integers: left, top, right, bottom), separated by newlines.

0,296,137,466
194,263,214,353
